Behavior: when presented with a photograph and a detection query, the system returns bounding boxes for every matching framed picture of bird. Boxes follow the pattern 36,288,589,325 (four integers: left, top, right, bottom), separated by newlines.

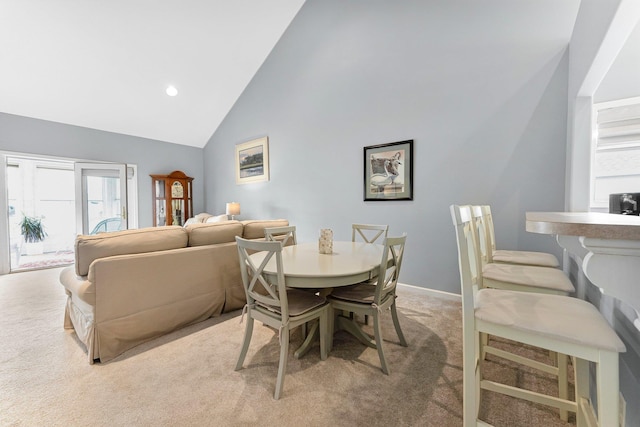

363,139,413,201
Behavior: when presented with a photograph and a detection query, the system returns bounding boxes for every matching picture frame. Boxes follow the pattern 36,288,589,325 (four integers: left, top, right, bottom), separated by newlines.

363,139,413,201
235,136,270,184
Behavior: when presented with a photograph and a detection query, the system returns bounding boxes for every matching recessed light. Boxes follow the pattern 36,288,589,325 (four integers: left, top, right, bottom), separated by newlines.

166,85,178,97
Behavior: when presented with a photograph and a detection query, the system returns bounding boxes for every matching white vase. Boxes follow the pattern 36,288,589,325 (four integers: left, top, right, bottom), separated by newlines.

319,229,333,254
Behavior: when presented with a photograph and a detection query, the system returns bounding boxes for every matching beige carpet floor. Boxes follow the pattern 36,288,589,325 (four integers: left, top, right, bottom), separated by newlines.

0,268,576,426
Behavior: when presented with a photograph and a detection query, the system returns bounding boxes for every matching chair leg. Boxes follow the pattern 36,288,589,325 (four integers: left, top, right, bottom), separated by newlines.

557,353,569,422
319,309,328,360
235,317,254,370
463,329,480,427
480,333,488,360
373,313,389,375
574,357,590,427
390,301,407,346
596,350,620,427
274,329,290,400
328,305,335,353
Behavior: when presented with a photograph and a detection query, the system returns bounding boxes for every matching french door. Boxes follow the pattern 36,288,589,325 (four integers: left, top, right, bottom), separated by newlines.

0,155,137,274
74,163,130,235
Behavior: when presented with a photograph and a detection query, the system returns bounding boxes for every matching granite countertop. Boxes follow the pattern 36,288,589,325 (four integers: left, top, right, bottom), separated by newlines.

526,211,640,240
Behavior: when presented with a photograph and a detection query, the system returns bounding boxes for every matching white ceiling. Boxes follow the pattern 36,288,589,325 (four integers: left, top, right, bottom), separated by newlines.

9,1,631,150
0,0,305,148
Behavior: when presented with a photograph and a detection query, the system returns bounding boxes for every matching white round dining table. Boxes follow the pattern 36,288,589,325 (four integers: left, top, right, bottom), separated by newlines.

248,241,384,289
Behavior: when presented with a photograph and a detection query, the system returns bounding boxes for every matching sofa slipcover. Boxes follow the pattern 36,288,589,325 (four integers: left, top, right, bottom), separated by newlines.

60,219,288,364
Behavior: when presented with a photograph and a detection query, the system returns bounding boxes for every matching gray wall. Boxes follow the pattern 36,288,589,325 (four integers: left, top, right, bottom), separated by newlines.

595,19,640,103
0,113,205,227
203,0,568,293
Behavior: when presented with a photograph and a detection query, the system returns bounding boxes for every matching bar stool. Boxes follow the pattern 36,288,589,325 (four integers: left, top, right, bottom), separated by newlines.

472,205,574,419
479,205,559,267
451,205,625,426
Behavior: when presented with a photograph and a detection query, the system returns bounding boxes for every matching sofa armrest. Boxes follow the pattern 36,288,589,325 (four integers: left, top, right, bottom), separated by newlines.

60,266,93,304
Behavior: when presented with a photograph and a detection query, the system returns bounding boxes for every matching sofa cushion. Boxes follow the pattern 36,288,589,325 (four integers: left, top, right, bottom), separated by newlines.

186,221,243,247
75,226,188,277
241,219,290,239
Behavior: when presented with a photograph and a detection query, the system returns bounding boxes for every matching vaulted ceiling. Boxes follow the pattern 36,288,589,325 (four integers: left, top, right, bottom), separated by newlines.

0,0,305,148
3,1,638,150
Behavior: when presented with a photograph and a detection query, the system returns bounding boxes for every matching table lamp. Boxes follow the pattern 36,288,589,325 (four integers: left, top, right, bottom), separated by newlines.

226,202,240,220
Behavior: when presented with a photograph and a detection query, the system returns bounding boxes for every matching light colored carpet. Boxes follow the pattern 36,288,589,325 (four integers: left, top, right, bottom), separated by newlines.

0,268,575,426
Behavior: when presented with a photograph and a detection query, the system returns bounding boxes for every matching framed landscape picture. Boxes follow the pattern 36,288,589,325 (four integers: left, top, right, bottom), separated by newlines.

363,139,413,201
235,136,269,184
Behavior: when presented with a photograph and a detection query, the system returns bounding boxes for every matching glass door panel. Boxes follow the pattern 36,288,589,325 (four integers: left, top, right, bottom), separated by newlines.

171,198,184,226
86,175,122,234
4,156,76,272
155,179,166,226
75,163,128,235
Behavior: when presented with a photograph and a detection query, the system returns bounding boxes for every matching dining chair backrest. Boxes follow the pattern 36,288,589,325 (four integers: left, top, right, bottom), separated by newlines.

479,205,499,262
372,234,407,305
471,205,492,267
236,237,290,320
352,223,389,244
265,225,297,246
450,205,482,314
476,204,561,269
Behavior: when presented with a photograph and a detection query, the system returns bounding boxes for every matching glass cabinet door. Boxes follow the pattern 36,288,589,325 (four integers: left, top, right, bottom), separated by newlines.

150,171,193,227
154,179,166,226
171,199,185,225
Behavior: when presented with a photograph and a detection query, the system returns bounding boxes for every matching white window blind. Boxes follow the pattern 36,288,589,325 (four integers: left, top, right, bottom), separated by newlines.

591,96,640,209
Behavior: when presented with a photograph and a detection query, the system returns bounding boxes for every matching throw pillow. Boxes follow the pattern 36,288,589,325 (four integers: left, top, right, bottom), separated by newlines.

205,214,229,223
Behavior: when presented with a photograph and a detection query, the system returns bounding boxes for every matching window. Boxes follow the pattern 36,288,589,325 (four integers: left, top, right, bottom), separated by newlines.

591,96,640,210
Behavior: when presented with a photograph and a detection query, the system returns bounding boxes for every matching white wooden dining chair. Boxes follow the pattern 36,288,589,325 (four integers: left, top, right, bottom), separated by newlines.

479,205,559,267
471,205,574,420
328,234,408,375
265,225,297,246
351,223,390,325
235,237,329,400
351,223,389,244
265,224,315,339
451,205,625,426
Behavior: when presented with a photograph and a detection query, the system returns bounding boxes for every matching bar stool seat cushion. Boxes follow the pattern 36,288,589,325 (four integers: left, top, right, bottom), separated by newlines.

493,249,559,268
483,263,575,293
476,288,626,352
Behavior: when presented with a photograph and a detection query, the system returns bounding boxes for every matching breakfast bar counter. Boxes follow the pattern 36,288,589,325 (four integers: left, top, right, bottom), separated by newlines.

526,211,640,322
526,211,640,240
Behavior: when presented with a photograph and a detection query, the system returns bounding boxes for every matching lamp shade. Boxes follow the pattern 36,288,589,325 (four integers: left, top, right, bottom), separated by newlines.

226,202,240,216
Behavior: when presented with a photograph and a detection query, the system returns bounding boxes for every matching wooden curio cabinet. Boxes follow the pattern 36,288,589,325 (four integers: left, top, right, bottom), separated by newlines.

150,170,193,226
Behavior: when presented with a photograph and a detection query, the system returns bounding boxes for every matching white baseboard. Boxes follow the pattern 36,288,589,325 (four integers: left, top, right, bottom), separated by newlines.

397,282,461,301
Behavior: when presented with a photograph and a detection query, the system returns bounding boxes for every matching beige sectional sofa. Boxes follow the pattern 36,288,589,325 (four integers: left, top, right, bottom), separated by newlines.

60,219,289,364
